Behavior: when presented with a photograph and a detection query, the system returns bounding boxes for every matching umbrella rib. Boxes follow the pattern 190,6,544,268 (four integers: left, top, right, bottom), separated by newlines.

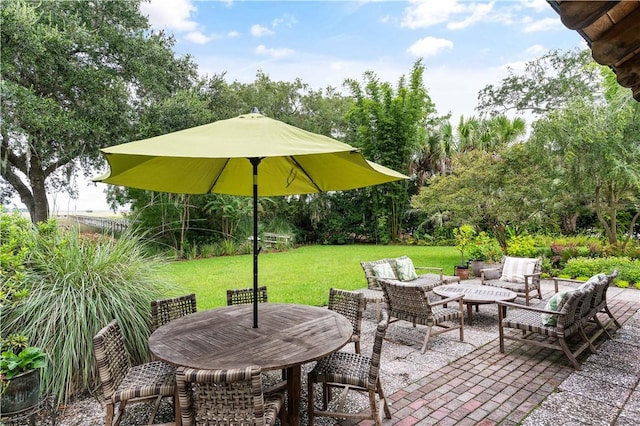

207,158,231,193
289,156,323,192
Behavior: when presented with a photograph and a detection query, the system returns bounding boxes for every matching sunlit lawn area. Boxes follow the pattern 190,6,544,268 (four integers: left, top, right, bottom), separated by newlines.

160,245,459,309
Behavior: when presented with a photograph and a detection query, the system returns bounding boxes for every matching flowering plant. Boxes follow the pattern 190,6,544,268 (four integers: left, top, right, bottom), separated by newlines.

467,232,502,262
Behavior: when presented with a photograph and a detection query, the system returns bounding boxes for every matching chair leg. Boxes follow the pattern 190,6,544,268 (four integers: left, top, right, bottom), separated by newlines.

604,306,621,328
355,340,361,354
558,338,581,370
376,378,391,419
421,326,433,353
578,327,597,354
367,390,381,426
593,315,613,339
307,376,315,426
105,401,115,426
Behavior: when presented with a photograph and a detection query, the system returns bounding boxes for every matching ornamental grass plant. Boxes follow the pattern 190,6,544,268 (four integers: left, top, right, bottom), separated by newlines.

2,223,172,404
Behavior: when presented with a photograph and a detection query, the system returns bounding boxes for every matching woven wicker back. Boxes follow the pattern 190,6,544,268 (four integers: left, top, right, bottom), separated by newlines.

367,311,389,391
177,365,266,426
379,280,433,323
328,288,364,344
226,286,268,306
557,287,591,331
93,320,129,400
151,293,197,331
593,270,618,310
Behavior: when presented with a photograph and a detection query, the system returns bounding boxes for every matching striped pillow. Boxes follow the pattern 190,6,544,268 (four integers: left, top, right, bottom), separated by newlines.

500,256,537,283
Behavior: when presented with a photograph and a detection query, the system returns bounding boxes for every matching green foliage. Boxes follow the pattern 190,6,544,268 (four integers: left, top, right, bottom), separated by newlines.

467,231,502,262
560,256,640,285
506,234,537,257
0,346,46,382
453,225,475,266
1,0,198,222
3,224,172,403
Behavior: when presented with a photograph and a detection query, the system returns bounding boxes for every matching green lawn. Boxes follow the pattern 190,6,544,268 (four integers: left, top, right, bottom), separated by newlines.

159,245,459,309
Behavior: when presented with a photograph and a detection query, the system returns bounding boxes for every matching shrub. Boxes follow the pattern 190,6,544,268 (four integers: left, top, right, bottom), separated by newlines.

506,234,536,257
560,256,640,285
2,224,172,403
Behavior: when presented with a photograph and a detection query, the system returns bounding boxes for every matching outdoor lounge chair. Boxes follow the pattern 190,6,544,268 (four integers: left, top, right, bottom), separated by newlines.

93,320,176,426
553,270,620,342
150,293,197,331
497,281,598,370
480,256,542,305
176,365,286,426
358,256,458,319
307,311,391,426
379,278,464,353
328,288,365,354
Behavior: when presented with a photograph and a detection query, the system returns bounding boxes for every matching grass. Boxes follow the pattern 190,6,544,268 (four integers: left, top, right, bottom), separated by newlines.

159,245,459,309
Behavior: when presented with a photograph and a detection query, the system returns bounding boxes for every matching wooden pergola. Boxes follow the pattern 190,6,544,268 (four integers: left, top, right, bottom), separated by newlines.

548,0,640,101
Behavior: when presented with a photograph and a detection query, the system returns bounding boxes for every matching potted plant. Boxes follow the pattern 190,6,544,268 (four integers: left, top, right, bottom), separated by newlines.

467,232,503,276
1,334,46,414
453,225,474,280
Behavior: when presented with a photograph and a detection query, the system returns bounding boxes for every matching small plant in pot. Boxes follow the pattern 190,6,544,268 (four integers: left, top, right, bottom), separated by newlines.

1,334,46,414
453,225,475,279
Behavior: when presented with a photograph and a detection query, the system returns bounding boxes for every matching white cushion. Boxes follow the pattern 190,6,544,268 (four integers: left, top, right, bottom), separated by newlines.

541,290,575,326
500,256,537,284
395,257,418,281
372,262,397,280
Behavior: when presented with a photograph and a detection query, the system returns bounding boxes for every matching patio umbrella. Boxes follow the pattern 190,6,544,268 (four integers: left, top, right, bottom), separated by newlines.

95,110,408,327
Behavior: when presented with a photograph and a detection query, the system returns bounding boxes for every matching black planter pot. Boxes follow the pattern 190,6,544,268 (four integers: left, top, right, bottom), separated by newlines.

1,368,40,415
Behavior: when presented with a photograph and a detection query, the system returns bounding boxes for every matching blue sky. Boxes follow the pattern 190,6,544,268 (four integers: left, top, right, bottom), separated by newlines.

48,0,588,212
141,0,586,120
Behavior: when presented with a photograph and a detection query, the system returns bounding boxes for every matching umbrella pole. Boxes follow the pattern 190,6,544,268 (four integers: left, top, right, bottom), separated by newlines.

250,158,262,328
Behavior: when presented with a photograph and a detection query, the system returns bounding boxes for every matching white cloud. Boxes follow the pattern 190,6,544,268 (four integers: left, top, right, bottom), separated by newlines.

401,0,482,29
140,0,198,32
523,17,563,32
407,37,453,57
255,45,294,58
272,14,298,28
447,2,494,30
228,30,241,38
184,31,215,44
519,0,551,13
525,44,546,56
251,24,274,37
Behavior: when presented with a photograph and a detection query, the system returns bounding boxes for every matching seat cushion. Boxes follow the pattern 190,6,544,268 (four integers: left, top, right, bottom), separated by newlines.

395,256,418,281
500,256,537,283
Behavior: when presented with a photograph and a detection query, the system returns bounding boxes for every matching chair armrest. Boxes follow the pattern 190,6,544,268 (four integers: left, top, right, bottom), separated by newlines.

552,277,585,293
415,266,443,273
496,300,559,316
429,294,463,307
480,267,501,284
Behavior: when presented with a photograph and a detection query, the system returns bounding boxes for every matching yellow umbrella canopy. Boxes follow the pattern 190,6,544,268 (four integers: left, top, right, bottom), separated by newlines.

97,112,407,195
96,112,408,327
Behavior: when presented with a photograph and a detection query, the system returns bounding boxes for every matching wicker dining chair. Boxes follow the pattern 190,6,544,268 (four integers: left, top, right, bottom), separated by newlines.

328,288,365,354
226,286,268,305
93,319,176,426
307,311,391,426
379,278,464,353
176,365,287,426
151,293,197,331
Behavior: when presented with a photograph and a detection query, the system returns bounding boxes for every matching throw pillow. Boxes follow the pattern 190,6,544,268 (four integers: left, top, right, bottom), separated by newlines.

578,273,605,290
395,257,419,281
541,290,575,326
500,256,537,284
372,262,397,280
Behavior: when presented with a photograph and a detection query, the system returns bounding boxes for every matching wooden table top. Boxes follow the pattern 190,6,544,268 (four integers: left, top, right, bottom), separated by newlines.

148,303,353,371
433,283,517,304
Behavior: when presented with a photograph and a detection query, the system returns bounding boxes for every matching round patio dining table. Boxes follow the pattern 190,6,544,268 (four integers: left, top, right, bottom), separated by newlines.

149,302,353,426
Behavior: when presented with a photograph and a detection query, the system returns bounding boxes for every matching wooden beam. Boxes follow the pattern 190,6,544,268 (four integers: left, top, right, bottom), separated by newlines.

591,8,640,64
557,1,618,30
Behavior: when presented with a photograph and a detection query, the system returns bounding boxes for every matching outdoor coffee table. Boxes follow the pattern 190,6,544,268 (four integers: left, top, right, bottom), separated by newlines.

433,283,517,325
149,303,352,426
